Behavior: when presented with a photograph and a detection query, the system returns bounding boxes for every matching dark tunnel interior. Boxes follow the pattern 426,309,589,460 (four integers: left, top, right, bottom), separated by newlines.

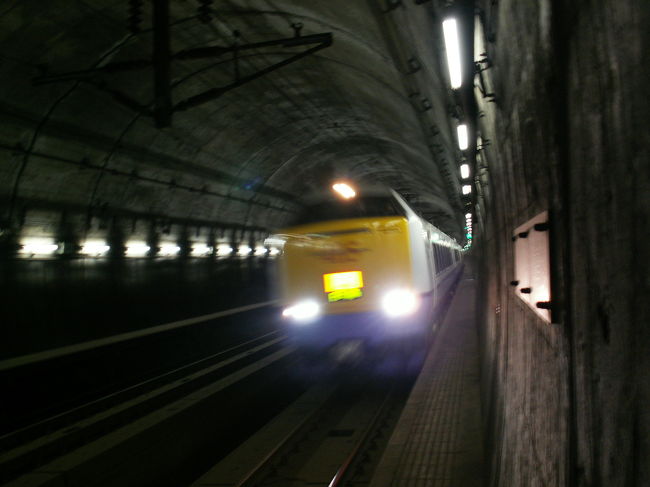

0,1,648,486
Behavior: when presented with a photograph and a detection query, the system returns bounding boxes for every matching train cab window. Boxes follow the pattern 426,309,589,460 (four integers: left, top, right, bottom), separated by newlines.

291,195,406,225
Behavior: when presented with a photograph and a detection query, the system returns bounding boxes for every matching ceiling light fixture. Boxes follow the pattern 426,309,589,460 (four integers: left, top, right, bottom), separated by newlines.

442,18,462,89
457,124,468,150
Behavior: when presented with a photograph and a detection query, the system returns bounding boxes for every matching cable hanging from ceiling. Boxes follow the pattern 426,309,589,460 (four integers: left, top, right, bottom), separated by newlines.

31,0,333,128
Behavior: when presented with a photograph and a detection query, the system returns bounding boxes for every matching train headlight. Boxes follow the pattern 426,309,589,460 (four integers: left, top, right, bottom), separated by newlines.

282,300,320,322
382,289,419,317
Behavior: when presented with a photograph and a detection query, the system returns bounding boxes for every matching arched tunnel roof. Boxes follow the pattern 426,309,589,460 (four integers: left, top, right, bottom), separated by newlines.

0,1,468,241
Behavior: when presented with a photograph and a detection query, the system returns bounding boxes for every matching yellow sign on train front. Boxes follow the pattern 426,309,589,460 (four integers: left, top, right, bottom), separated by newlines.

323,271,364,293
327,288,363,302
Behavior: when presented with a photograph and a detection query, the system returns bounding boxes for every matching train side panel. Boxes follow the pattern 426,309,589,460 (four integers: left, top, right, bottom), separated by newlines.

392,190,435,295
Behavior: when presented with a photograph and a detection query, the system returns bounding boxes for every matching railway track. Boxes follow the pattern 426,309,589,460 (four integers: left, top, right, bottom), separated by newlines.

191,362,418,487
1,269,462,487
0,332,297,486
3,339,424,487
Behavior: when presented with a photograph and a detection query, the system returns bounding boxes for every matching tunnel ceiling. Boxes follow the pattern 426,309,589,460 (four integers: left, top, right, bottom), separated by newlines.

0,0,468,241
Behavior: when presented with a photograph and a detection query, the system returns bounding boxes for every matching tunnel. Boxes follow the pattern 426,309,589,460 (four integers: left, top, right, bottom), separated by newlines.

0,1,647,486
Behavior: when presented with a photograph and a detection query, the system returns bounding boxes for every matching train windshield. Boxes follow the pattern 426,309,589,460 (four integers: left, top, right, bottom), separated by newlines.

291,195,406,226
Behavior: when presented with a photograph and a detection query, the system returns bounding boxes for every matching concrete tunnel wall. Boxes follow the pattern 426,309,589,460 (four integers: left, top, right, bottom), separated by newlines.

474,0,649,485
0,0,459,238
0,0,466,359
0,0,470,357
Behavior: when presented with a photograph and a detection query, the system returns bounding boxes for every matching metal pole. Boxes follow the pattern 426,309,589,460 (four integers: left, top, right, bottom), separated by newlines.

152,0,172,128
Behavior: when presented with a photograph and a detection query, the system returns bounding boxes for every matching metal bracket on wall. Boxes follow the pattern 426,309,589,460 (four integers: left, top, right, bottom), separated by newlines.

475,54,496,102
476,139,491,152
31,0,333,128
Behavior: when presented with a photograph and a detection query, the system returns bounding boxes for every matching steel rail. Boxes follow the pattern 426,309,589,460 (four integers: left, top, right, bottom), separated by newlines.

234,383,337,487
0,330,281,445
0,335,288,483
228,377,401,487
1,345,295,486
0,301,278,372
327,384,397,487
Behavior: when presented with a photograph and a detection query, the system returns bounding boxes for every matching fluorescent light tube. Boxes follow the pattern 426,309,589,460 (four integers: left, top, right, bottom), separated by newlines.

443,18,462,89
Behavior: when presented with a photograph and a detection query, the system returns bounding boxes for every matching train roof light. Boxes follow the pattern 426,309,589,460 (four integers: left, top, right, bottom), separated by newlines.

462,184,472,195
442,18,462,89
457,124,468,150
332,182,356,199
460,163,470,179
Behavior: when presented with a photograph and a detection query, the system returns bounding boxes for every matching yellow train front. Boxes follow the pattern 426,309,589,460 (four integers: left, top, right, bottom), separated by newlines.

270,184,461,354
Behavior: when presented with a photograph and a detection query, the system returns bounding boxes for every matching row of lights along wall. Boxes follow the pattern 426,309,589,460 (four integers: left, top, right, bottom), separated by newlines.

16,237,281,259
442,15,473,248
5,205,279,260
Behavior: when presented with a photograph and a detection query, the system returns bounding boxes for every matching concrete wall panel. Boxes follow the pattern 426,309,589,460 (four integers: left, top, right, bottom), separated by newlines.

475,0,648,485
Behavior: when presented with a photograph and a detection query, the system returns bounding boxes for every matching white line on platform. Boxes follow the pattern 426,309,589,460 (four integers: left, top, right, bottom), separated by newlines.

0,300,279,372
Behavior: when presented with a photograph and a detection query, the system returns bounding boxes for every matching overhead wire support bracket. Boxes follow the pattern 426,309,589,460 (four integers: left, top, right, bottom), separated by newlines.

474,54,496,102
30,0,333,128
173,32,331,61
173,32,332,112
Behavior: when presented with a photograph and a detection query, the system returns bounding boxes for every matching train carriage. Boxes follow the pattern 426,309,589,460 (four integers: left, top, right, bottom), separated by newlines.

268,183,462,355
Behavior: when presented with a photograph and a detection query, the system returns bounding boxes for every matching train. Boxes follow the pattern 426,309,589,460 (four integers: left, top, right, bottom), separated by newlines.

267,182,463,358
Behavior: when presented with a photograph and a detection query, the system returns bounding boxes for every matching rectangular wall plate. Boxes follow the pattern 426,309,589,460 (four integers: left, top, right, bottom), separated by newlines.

512,211,551,323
